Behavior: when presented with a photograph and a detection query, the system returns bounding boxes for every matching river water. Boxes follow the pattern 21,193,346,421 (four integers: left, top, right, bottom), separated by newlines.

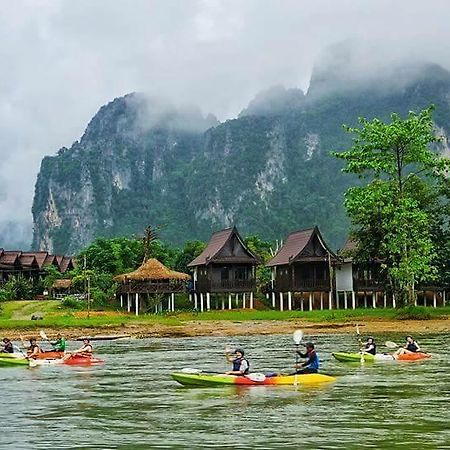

0,332,449,449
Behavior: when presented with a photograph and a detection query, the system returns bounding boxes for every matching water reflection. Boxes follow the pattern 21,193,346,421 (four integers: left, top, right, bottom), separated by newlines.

0,332,448,449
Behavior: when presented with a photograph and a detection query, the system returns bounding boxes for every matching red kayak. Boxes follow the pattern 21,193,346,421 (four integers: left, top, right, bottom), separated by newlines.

395,352,431,361
63,354,104,366
33,351,65,360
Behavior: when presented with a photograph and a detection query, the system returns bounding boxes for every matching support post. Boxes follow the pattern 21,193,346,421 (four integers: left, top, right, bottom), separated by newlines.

443,291,446,307
200,293,204,312
287,292,292,311
300,295,304,311
194,293,198,310
243,293,246,309
271,292,276,308
372,292,376,309
279,292,284,311
309,292,313,311
392,294,396,308
383,293,387,309
235,293,239,307
433,292,437,308
320,292,324,310
120,295,123,308
221,297,225,310
364,292,367,308
127,293,131,313
250,292,254,309
343,291,348,310
135,293,139,316
206,292,211,311
172,293,175,312
328,291,332,310
351,291,356,310
336,293,339,309
228,293,232,310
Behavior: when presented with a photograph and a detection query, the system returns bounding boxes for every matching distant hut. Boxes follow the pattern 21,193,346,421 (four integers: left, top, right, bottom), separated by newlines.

266,227,338,311
188,227,259,311
114,258,190,315
51,279,72,298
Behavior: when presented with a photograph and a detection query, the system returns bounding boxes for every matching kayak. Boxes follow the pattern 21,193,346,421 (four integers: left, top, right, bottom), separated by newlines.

32,355,104,366
0,355,29,367
332,352,394,362
171,372,336,387
396,352,431,361
332,352,431,362
34,351,65,360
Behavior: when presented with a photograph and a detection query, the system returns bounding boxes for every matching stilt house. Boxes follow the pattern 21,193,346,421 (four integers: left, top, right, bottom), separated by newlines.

188,227,259,311
266,227,338,310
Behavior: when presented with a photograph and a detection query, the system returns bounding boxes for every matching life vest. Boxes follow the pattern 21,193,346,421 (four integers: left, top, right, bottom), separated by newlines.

365,343,376,355
232,357,250,374
3,342,13,353
305,350,320,370
406,342,418,352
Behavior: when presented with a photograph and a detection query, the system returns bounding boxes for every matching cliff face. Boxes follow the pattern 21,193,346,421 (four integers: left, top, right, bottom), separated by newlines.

32,64,450,254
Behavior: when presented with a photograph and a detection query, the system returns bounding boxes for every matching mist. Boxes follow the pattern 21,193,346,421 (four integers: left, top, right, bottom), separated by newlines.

2,0,450,248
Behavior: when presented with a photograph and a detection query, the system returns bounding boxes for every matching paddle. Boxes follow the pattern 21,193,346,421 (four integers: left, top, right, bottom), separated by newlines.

385,341,399,349
356,324,364,363
293,329,303,387
40,330,49,341
181,368,222,375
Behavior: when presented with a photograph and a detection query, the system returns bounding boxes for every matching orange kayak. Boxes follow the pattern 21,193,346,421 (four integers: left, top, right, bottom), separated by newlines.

395,352,431,361
32,351,65,360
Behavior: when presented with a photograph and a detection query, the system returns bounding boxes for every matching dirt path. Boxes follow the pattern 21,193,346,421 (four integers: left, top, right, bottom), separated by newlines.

3,318,450,340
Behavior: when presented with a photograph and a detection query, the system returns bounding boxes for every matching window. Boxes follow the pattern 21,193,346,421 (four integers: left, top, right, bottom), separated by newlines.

235,267,248,280
221,267,229,281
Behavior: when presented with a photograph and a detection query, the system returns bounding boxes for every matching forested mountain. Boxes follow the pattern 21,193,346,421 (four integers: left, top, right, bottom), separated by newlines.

32,62,450,254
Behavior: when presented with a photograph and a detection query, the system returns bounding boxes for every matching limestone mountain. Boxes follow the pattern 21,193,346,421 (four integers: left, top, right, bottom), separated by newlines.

32,63,450,254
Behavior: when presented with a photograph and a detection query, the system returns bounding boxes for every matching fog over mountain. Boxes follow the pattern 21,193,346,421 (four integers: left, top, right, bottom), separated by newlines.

3,0,450,248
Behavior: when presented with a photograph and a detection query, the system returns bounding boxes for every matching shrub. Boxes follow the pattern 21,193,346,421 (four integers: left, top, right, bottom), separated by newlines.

395,306,432,320
61,295,84,310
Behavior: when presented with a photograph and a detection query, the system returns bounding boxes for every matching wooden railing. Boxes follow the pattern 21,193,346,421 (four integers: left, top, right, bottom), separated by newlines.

354,278,385,291
117,281,188,294
273,278,331,292
195,279,255,292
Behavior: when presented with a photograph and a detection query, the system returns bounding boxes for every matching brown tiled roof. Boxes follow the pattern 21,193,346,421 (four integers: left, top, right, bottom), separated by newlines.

0,251,22,265
114,258,190,282
44,254,57,266
22,252,48,269
19,255,38,268
267,226,337,266
188,227,257,267
60,256,74,273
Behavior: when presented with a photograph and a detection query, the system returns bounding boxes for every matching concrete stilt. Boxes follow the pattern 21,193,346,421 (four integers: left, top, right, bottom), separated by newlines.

344,291,348,310
328,291,332,310
372,292,376,309
392,294,396,308
288,292,292,311
433,292,437,308
364,292,368,308
279,292,284,311
336,293,340,310
200,293,204,312
206,292,211,311
235,294,239,307
383,293,387,309
243,293,246,309
135,293,139,316
120,295,123,308
351,291,356,310
300,296,304,311
127,294,131,313
309,292,313,311
272,292,276,308
443,291,446,307
320,292,324,310
194,293,198,310
221,298,225,310
228,293,232,310
250,292,254,309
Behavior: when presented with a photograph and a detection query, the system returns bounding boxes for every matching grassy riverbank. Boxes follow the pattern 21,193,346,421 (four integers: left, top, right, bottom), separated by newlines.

1,300,449,339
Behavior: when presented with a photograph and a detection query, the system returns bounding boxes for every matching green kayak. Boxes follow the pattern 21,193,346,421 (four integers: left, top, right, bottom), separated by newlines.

0,355,29,367
332,352,394,362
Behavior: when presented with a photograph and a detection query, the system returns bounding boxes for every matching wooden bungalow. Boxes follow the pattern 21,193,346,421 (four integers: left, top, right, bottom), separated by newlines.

266,227,338,311
336,238,448,309
188,227,259,311
114,258,190,315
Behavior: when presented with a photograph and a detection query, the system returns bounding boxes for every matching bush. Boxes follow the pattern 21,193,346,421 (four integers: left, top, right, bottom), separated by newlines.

61,295,85,310
395,306,432,320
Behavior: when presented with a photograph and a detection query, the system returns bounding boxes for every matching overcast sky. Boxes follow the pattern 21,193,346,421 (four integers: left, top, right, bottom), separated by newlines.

2,0,450,246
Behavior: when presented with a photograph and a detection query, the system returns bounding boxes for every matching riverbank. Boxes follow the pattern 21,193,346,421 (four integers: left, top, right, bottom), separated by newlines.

1,301,449,340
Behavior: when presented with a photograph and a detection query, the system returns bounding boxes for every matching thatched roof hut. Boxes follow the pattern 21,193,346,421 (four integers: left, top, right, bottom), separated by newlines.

114,258,190,282
114,259,190,315
52,279,72,290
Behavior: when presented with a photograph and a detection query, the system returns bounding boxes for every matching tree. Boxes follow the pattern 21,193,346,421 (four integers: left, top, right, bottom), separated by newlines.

333,106,449,306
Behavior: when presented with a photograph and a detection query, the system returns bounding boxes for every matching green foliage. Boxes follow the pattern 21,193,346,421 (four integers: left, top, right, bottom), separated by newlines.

61,296,84,310
173,240,205,273
333,107,450,306
41,265,64,290
245,235,273,286
0,276,34,300
394,306,432,320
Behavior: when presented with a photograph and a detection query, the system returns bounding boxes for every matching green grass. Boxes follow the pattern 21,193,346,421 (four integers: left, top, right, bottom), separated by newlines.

0,300,449,331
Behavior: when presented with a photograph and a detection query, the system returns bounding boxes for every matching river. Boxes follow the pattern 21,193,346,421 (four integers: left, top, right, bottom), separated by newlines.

0,332,449,449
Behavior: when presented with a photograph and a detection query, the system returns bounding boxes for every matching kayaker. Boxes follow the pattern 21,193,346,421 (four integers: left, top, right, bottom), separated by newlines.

1,338,14,353
27,338,42,358
295,342,319,374
51,334,66,352
225,348,250,375
362,337,376,355
73,339,93,357
395,336,421,356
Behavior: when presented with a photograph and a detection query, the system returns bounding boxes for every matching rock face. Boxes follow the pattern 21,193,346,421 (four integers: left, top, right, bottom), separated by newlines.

32,63,450,254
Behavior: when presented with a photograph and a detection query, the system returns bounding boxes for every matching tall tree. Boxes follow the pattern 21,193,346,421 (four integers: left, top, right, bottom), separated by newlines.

333,107,449,306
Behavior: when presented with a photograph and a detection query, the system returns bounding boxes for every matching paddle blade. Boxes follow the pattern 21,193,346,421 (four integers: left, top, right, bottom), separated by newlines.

356,324,360,336
40,330,48,340
385,341,399,349
181,368,202,374
246,373,266,382
293,329,303,345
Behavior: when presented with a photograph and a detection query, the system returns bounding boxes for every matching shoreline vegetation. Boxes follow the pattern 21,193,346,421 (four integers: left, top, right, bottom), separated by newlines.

1,301,449,340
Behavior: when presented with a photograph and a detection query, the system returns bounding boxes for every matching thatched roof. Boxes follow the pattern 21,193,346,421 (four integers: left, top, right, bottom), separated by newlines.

52,279,72,289
114,258,190,282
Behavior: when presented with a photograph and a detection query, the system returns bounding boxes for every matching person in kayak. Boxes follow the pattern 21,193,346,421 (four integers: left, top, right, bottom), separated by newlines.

225,348,250,375
51,334,66,352
73,339,93,356
295,342,319,374
27,338,42,358
362,337,376,355
1,338,14,353
395,336,421,356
